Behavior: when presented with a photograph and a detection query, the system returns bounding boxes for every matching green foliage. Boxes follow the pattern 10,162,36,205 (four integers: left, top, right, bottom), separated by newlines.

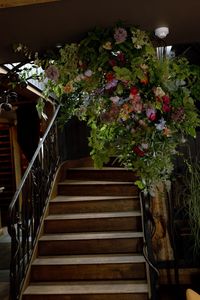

15,23,200,193
184,160,200,254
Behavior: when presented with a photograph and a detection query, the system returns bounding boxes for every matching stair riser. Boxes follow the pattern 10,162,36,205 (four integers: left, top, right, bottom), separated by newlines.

66,170,137,182
49,199,140,214
44,217,142,233
38,238,143,256
58,185,138,196
23,294,148,300
31,263,146,281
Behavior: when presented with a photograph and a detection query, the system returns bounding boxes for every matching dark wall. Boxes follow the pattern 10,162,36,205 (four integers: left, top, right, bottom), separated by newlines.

58,117,90,162
16,103,40,161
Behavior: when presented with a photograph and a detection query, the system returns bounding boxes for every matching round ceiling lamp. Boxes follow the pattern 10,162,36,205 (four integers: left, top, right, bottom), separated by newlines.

155,27,169,39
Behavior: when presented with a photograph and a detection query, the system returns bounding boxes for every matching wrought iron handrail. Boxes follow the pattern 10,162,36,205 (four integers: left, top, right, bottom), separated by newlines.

140,191,159,300
7,104,61,300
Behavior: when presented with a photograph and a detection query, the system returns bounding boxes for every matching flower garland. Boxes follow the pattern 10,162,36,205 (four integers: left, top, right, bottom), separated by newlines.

16,24,200,194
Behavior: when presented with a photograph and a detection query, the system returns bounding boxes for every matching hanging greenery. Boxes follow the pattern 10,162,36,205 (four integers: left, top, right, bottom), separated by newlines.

15,23,200,194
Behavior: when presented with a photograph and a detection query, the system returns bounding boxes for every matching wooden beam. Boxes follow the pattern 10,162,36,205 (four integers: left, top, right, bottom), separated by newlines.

0,0,59,8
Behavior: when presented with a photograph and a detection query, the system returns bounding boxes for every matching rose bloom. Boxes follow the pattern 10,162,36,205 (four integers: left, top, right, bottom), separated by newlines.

162,103,171,113
146,108,156,121
162,95,170,104
130,86,139,96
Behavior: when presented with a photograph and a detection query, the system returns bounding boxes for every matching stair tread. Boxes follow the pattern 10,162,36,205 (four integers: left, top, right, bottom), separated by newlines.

24,280,148,294
67,167,132,171
59,180,135,185
40,231,144,241
33,254,146,265
50,195,138,202
45,211,141,220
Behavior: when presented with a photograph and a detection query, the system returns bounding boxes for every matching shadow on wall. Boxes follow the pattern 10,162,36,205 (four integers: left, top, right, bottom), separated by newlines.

58,117,91,162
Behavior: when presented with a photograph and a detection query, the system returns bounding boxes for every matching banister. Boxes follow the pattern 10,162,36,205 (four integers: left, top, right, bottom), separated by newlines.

7,104,61,300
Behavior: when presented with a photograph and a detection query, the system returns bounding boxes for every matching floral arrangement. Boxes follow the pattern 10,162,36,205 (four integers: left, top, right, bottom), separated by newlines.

16,24,200,194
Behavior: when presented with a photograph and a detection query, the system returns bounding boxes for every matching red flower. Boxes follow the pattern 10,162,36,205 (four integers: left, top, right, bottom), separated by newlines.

133,146,145,157
106,72,115,81
109,59,116,67
117,52,125,62
162,103,171,112
130,86,139,95
162,95,170,104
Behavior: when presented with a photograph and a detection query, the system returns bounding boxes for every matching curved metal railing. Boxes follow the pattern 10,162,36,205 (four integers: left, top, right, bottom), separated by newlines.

7,104,61,300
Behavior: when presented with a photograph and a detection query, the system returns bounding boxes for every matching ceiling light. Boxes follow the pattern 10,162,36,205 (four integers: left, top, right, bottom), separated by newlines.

155,27,169,39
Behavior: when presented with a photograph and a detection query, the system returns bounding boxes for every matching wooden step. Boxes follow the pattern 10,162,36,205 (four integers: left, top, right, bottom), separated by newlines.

38,231,143,256
58,180,138,196
49,196,140,214
23,280,148,300
66,167,138,182
44,211,142,233
31,254,146,281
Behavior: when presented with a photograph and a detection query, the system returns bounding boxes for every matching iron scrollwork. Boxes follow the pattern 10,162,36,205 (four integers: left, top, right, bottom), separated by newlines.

7,105,61,300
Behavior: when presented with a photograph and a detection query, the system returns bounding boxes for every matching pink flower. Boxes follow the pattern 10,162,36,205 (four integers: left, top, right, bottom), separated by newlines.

114,27,127,44
146,108,156,121
110,96,120,104
171,108,185,122
133,101,143,113
45,65,59,82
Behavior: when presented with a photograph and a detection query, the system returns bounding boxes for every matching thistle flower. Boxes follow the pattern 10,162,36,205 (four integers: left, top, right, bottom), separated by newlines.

114,27,127,44
45,65,59,82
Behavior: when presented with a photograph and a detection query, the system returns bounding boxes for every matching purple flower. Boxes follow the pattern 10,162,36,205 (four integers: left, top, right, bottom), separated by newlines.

114,27,127,44
105,79,118,90
45,65,59,82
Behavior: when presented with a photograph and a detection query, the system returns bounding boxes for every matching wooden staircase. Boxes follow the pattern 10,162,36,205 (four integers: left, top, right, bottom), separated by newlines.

22,166,150,300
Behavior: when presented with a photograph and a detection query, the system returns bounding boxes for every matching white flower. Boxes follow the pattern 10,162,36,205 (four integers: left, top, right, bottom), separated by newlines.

155,118,166,130
84,69,93,77
110,96,120,104
154,86,165,97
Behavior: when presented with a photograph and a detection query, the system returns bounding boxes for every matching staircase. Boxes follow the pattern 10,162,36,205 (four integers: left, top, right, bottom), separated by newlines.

22,166,150,300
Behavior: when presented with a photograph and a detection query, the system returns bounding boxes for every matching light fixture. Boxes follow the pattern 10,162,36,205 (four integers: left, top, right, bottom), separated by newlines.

155,27,169,39
0,90,17,113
